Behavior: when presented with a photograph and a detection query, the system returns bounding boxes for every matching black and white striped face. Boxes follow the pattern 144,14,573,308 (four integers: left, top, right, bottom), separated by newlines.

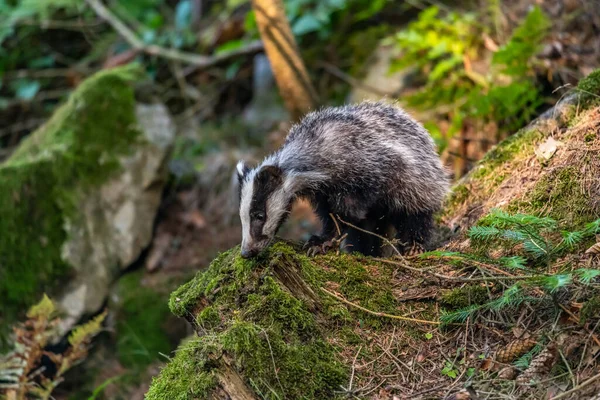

237,161,294,258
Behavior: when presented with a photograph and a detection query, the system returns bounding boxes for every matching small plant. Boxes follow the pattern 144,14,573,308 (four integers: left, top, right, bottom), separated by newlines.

0,294,106,400
387,6,550,156
469,209,600,263
441,360,459,379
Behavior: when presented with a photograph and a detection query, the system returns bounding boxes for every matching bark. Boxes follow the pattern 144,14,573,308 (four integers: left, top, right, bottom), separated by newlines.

251,0,318,121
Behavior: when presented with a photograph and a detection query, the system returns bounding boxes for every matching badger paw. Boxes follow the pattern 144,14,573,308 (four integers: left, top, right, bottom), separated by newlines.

402,242,426,257
304,235,344,257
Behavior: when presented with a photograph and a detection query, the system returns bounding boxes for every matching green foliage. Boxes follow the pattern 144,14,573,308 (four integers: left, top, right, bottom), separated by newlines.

439,211,600,326
441,360,459,379
388,6,550,148
469,209,599,262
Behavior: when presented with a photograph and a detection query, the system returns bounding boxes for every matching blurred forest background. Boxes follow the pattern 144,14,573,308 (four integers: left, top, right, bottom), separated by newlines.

0,0,599,399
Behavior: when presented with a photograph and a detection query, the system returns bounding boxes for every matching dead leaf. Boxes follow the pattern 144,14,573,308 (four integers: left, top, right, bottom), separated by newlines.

535,137,562,162
585,242,600,254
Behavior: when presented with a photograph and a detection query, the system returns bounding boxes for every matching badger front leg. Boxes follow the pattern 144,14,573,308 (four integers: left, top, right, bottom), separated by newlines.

304,196,341,256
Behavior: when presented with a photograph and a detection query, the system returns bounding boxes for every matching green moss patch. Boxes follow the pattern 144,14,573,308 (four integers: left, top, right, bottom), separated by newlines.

149,242,438,399
0,65,143,345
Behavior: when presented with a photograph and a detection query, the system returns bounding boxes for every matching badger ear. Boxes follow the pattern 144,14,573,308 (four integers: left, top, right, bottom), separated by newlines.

236,161,250,182
256,165,283,188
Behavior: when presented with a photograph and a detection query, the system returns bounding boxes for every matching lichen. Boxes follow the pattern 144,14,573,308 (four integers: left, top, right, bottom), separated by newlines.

0,65,144,346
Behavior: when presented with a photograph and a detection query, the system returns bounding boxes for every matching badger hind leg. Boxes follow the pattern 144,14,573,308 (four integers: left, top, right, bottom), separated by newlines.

391,210,434,256
342,215,390,257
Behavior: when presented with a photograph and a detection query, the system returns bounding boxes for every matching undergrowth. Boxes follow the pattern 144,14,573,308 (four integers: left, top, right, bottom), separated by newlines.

425,209,600,325
387,5,550,151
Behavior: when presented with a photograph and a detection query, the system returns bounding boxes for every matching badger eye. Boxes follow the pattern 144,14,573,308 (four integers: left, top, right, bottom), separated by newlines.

253,212,265,221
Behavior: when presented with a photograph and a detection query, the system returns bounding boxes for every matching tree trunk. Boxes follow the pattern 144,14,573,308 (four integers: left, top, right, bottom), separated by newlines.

251,0,318,121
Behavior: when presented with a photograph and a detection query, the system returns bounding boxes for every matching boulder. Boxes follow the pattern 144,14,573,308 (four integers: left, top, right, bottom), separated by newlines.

0,65,175,345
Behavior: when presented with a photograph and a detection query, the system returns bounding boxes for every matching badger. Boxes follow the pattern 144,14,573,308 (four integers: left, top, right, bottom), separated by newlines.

236,101,449,258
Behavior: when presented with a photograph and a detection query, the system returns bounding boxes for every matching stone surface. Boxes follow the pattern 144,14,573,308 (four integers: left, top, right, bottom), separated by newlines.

0,66,174,343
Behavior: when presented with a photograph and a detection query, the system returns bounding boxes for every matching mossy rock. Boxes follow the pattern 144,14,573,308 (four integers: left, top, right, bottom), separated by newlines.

0,65,174,347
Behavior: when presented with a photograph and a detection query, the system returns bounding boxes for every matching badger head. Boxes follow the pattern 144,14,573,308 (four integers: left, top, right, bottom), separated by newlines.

236,161,296,258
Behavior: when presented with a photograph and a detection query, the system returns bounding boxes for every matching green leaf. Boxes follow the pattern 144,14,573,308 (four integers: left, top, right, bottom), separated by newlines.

12,79,40,100
292,14,322,36
425,332,433,340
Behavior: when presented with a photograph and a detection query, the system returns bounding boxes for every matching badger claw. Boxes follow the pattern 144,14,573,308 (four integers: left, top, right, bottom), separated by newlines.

304,234,346,257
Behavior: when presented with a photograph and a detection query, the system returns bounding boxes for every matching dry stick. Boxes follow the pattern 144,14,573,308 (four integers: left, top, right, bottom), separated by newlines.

335,215,403,257
321,287,441,325
550,371,600,400
85,0,263,69
378,258,540,282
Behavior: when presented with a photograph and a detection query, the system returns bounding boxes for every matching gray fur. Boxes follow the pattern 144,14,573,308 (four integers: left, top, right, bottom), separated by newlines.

237,101,450,258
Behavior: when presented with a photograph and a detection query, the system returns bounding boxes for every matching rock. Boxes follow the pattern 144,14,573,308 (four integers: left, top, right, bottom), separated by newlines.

0,65,175,345
348,43,419,103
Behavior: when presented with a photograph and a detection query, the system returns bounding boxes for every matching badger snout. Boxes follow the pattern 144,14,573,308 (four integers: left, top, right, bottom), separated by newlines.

241,247,259,258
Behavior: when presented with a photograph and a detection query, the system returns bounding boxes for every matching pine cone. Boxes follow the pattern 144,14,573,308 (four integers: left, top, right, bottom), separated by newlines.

516,343,557,385
495,338,537,363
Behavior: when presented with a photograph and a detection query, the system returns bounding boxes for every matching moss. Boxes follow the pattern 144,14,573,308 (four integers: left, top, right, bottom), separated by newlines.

115,270,172,370
577,69,600,97
440,285,489,309
151,241,441,398
0,65,143,346
509,166,596,230
444,128,543,217
146,337,219,400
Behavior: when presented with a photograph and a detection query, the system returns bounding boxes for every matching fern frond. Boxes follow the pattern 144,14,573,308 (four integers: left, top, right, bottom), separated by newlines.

499,256,528,270
575,268,600,285
68,310,107,347
26,294,55,319
469,226,502,241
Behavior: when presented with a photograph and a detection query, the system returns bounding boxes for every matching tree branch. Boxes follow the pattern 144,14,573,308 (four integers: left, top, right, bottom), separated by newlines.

85,0,263,69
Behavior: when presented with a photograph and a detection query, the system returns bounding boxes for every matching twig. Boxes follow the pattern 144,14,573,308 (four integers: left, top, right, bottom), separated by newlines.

329,213,342,237
377,259,541,282
347,345,362,393
550,370,600,400
85,0,263,69
335,215,402,257
320,287,441,325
